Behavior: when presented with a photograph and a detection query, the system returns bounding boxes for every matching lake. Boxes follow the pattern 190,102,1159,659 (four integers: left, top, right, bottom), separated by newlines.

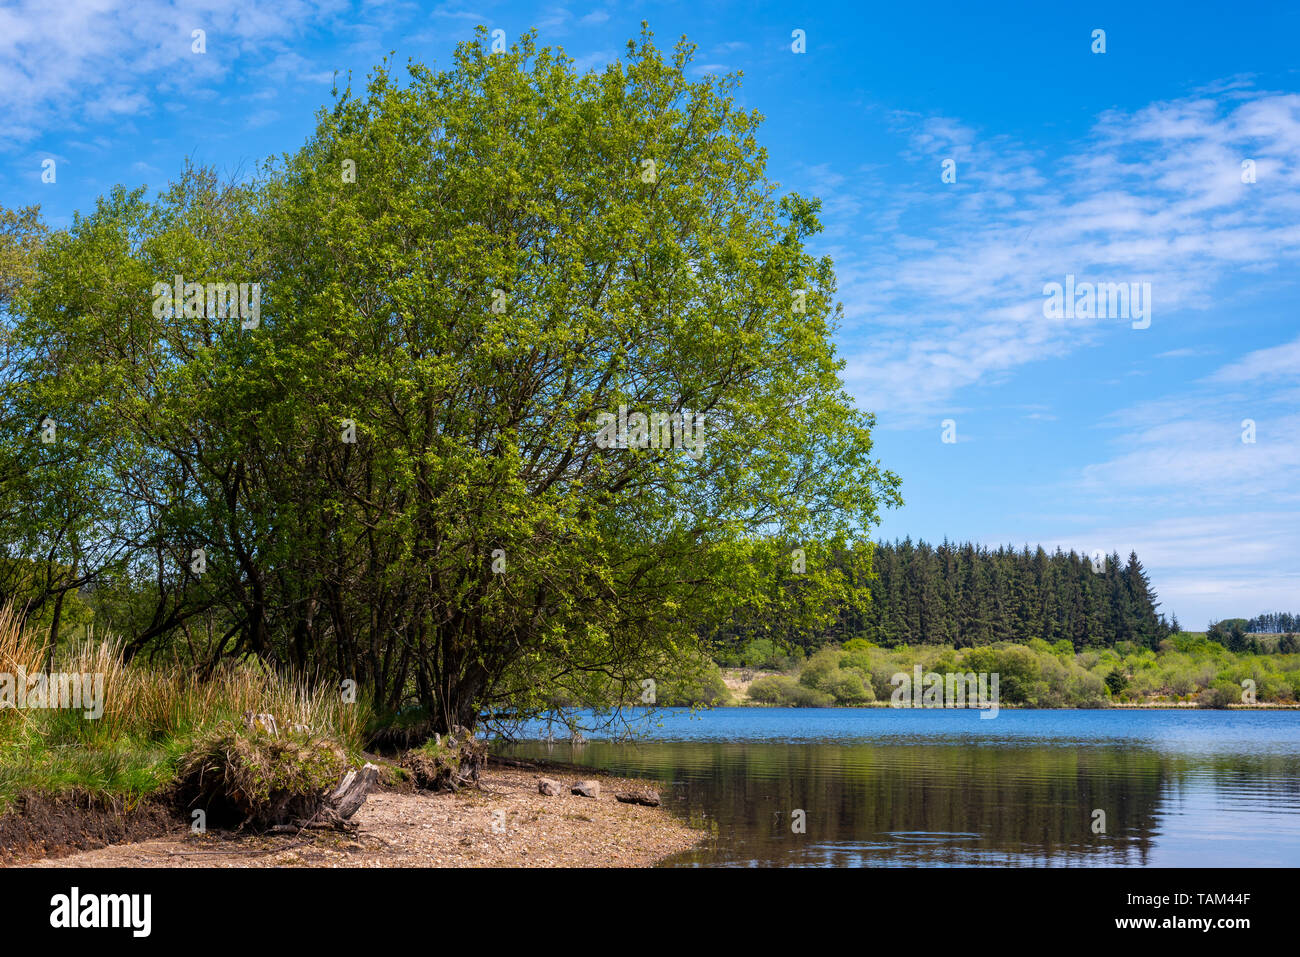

495,707,1300,867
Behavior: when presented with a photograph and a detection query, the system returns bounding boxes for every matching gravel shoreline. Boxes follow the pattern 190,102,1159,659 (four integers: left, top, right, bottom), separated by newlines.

17,766,705,868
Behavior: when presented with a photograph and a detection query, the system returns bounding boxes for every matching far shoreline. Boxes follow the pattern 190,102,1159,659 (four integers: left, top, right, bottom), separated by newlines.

701,701,1300,710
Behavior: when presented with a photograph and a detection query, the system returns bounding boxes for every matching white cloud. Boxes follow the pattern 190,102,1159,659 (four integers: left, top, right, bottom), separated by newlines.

533,5,572,34
825,87,1300,424
1050,338,1300,623
1206,333,1300,382
0,0,349,142
245,109,280,129
428,2,487,20
1040,513,1300,626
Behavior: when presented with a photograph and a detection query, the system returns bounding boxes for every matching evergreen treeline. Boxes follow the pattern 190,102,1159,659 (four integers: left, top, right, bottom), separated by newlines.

1206,618,1299,653
854,540,1169,650
736,540,1173,654
1247,612,1300,634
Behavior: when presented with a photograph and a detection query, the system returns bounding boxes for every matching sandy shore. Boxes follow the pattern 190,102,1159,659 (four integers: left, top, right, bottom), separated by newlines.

16,767,704,868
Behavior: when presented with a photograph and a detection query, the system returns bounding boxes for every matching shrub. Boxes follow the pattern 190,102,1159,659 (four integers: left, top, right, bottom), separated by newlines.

1066,671,1109,708
747,674,834,707
658,666,732,707
1198,682,1241,709
827,670,874,705
961,645,1040,704
840,646,874,675
798,647,845,691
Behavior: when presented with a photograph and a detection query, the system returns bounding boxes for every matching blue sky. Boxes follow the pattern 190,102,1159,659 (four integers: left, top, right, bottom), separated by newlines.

2,0,1298,627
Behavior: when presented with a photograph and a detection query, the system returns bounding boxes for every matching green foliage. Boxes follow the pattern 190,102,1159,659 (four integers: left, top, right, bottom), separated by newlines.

655,658,732,707
825,669,874,704
1199,682,1241,709
717,636,803,671
2,28,899,733
792,645,876,704
799,647,844,691
1246,611,1299,633
755,638,1297,709
0,204,49,310
747,674,833,707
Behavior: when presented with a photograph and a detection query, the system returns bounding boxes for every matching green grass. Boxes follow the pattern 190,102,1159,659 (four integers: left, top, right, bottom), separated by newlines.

0,608,375,814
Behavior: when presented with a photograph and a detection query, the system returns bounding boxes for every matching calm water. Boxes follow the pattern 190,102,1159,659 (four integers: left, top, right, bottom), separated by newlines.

496,708,1300,867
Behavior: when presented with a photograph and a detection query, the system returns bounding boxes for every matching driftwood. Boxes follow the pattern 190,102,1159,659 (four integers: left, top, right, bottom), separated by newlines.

328,763,381,821
274,762,381,832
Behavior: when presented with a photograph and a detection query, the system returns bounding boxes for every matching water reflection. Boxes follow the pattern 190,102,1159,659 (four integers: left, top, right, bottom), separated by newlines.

496,709,1300,867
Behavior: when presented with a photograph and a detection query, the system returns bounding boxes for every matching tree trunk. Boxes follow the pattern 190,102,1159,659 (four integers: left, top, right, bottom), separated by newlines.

45,588,65,674
326,763,380,822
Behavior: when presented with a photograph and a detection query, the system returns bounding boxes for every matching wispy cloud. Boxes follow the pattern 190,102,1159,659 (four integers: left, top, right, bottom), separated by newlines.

0,0,349,142
1048,336,1300,622
823,87,1300,424
1206,333,1300,382
428,2,488,20
533,4,571,34
1040,512,1300,625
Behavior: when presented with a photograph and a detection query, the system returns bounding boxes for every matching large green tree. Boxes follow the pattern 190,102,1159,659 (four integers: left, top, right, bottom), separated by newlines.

253,28,900,730
0,202,103,652
11,28,901,732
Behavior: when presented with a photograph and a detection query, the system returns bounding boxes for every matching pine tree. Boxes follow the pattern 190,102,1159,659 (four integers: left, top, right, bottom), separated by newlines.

722,538,1176,653
1123,551,1162,649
